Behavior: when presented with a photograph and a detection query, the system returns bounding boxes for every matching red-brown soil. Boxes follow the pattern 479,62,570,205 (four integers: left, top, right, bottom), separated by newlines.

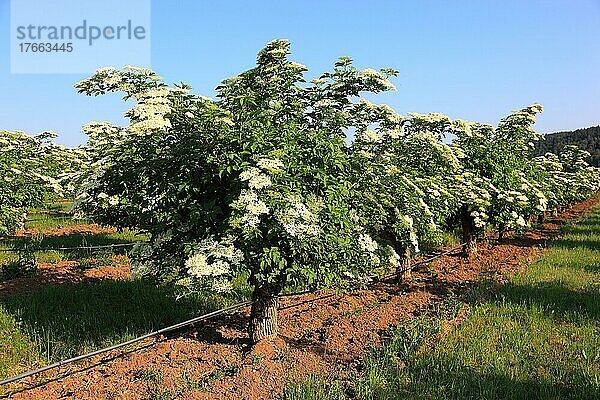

16,224,117,238
0,223,127,297
2,197,598,400
0,258,131,297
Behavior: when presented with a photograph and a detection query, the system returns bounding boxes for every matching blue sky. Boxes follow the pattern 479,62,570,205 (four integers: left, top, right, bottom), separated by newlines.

1,0,599,146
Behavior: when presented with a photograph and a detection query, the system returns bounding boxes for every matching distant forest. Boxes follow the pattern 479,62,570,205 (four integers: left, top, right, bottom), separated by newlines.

536,125,600,166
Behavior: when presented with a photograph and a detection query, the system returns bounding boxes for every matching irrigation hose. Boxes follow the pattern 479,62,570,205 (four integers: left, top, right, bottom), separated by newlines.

0,242,144,253
379,242,467,281
0,300,252,387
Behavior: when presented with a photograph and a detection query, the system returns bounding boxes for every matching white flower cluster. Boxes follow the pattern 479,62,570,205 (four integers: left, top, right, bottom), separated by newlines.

469,210,486,228
82,121,121,140
360,129,382,142
498,191,528,205
361,68,397,91
128,89,174,134
232,157,285,229
187,237,243,293
520,178,548,213
240,157,284,190
123,65,154,75
141,193,163,213
130,117,165,134
97,192,119,207
75,66,161,97
358,233,380,265
455,174,492,228
407,112,452,127
185,236,243,293
387,246,401,268
211,278,234,293
288,61,308,72
30,171,63,195
257,157,284,170
276,196,321,239
358,233,378,253
419,197,434,218
240,167,272,190
231,189,270,228
398,214,419,253
314,99,335,108
510,211,527,227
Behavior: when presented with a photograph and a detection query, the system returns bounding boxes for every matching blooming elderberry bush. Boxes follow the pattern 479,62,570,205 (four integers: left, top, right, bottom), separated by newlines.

453,104,551,241
535,146,600,212
348,110,468,275
73,40,400,342
0,130,77,235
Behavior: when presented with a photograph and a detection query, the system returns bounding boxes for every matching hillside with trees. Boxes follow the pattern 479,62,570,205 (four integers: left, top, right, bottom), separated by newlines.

536,126,600,166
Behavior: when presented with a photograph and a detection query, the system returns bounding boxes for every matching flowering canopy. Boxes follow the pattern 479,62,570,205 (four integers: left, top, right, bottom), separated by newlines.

0,130,79,235
74,41,402,309
453,105,549,231
535,146,600,209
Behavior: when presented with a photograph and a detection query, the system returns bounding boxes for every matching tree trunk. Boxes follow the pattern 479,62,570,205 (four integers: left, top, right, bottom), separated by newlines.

461,206,477,257
553,208,559,218
397,247,411,281
498,223,506,241
538,213,545,224
248,285,279,344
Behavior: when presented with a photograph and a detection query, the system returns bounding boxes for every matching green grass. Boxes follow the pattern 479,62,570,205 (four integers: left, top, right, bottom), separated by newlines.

285,203,600,400
21,199,82,231
24,214,90,231
0,224,145,268
0,306,41,379
34,198,73,213
284,376,346,400
6,227,142,249
419,229,461,254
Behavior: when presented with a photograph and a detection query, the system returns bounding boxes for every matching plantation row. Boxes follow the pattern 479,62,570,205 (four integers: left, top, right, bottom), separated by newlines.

1,40,599,343
0,132,82,235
